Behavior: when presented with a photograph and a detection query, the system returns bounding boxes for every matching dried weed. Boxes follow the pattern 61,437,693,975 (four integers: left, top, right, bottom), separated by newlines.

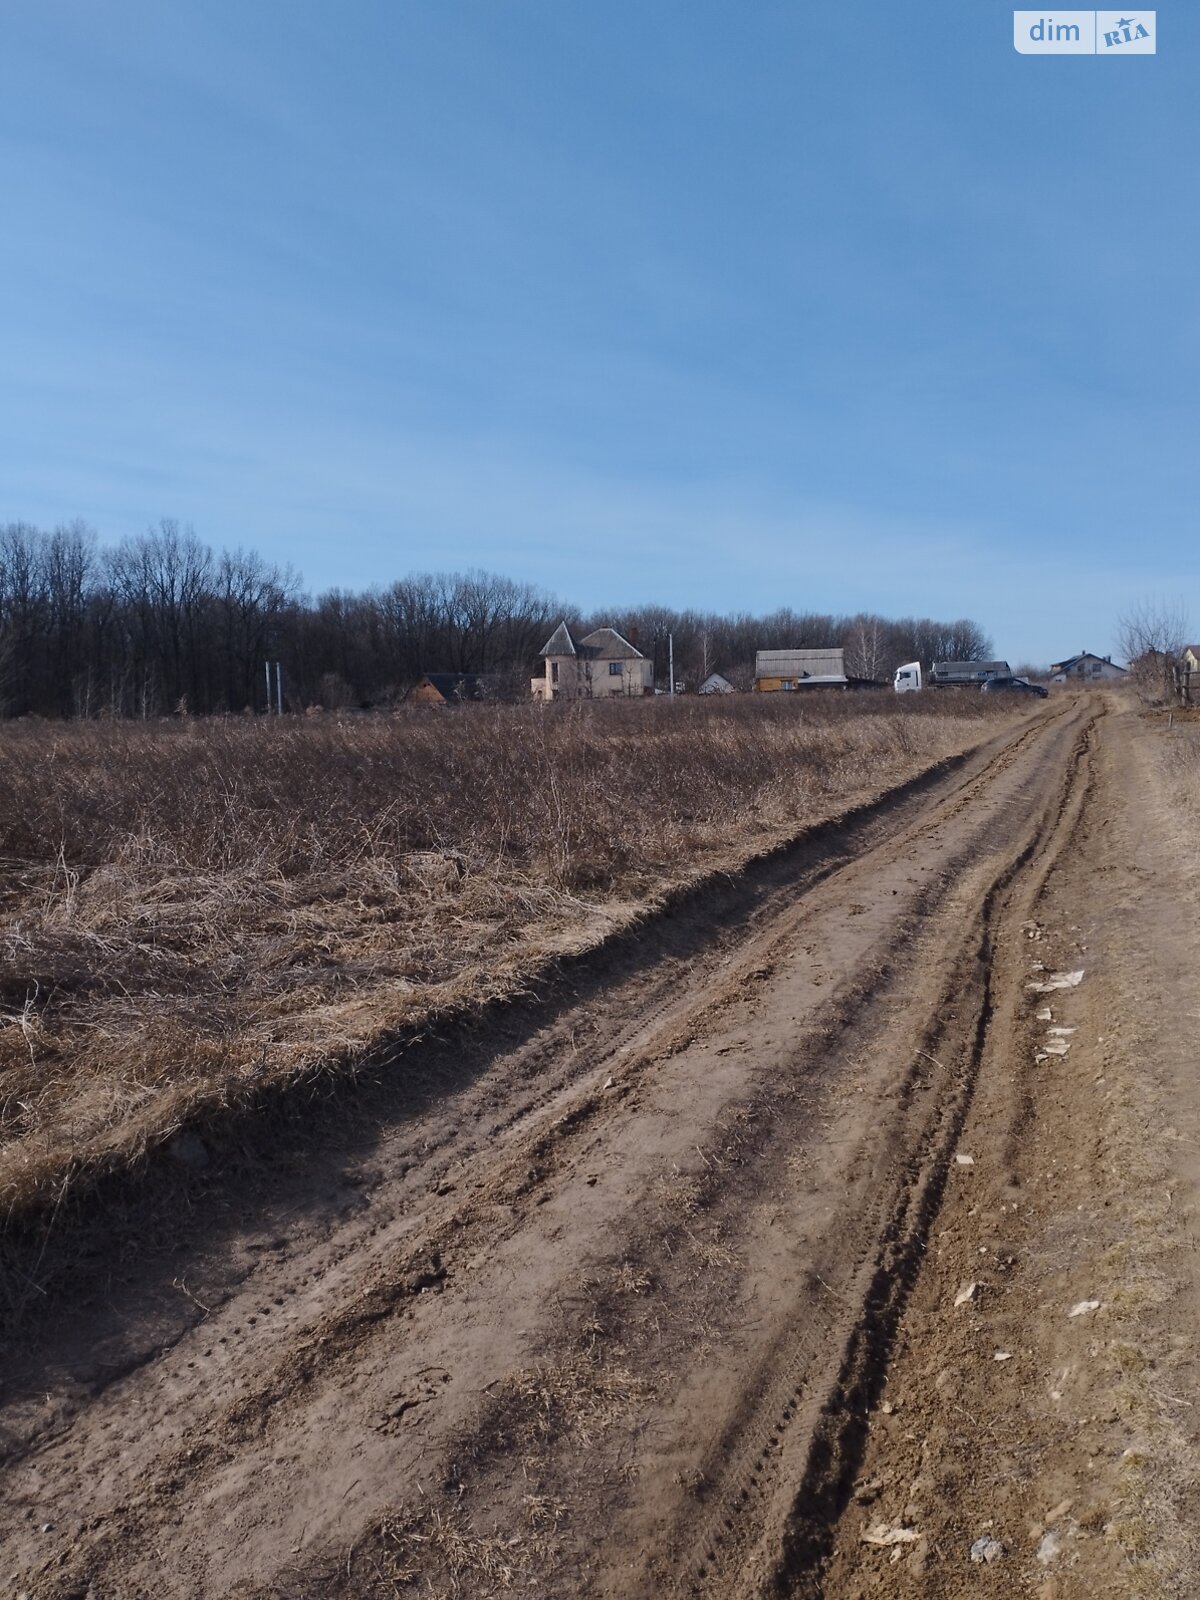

0,694,1018,1213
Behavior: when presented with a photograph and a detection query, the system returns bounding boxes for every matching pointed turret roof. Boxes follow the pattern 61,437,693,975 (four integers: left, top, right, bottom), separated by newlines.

540,621,577,657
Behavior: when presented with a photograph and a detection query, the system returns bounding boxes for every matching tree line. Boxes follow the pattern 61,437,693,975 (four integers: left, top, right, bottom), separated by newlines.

0,519,992,717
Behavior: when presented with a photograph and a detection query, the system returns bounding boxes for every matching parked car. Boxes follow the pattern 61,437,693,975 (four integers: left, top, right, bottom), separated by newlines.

980,676,1048,698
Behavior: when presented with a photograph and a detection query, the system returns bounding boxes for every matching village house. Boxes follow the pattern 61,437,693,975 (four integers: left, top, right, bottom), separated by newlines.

752,648,849,691
1174,646,1200,705
1048,652,1127,685
531,623,654,700
698,671,735,695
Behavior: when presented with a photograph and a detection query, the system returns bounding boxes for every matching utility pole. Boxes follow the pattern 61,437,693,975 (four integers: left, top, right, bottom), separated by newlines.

668,634,675,698
265,661,284,714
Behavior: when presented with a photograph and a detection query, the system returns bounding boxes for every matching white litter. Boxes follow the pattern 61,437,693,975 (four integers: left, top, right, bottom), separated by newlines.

1068,1299,1101,1318
955,1152,975,1166
1037,1529,1061,1565
1027,970,1085,994
1036,1006,1053,1021
861,1522,919,1547
1049,1365,1071,1402
602,1075,615,1090
954,1281,979,1308
993,1350,1013,1362
1040,1039,1071,1057
1048,1026,1077,1036
970,1536,1005,1564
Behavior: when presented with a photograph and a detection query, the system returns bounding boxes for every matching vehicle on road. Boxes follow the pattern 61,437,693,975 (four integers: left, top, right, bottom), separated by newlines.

894,661,923,692
980,675,1049,698
894,659,1012,692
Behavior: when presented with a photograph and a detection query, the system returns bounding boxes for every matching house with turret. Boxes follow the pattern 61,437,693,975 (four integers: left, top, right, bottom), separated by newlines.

531,623,654,700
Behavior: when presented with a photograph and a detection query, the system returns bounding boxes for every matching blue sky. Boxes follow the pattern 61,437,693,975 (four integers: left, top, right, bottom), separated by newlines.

1,1,1194,663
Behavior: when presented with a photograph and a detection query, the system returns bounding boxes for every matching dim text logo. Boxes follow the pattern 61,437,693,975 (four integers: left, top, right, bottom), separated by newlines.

1013,11,1156,52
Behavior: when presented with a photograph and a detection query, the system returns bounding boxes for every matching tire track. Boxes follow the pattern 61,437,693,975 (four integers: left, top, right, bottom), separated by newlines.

697,714,1097,1600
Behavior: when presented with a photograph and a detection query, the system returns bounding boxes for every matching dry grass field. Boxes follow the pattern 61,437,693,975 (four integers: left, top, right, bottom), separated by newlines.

0,692,1020,1218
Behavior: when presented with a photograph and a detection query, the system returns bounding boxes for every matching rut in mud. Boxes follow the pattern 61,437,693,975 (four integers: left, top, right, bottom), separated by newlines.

5,697,1193,1600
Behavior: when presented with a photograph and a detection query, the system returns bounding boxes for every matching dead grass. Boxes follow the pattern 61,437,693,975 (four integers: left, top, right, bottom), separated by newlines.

1159,719,1200,800
611,1260,654,1296
0,692,1023,1217
499,1345,652,1450
372,1504,529,1596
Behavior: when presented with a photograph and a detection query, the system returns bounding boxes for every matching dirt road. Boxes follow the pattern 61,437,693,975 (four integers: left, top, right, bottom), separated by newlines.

3,695,1198,1598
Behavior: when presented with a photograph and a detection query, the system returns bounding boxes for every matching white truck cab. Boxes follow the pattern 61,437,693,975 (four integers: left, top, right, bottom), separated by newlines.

894,661,922,693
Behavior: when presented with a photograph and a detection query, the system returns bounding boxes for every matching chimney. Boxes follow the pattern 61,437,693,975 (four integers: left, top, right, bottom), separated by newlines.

628,625,639,647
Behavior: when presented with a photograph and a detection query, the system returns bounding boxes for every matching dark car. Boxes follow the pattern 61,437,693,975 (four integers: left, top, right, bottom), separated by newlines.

980,675,1048,698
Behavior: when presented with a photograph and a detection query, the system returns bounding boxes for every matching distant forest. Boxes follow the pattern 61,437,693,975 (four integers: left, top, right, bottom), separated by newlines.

0,520,993,717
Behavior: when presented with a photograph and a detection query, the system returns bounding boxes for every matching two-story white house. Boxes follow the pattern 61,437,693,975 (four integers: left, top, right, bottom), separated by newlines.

531,623,654,700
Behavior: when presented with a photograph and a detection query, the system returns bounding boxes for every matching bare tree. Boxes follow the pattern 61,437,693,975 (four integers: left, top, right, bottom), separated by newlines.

1117,596,1190,702
215,548,298,710
843,614,887,682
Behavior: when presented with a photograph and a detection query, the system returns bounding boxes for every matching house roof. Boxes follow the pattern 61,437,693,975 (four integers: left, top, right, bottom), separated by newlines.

755,648,846,680
1183,646,1200,660
1049,652,1126,673
413,673,486,702
578,627,643,660
539,622,644,660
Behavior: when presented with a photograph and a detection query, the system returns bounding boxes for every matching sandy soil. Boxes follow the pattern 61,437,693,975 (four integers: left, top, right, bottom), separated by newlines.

3,693,1198,1599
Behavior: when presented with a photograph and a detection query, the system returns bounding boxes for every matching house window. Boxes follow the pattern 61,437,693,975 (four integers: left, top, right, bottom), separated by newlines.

551,661,559,683
608,662,622,676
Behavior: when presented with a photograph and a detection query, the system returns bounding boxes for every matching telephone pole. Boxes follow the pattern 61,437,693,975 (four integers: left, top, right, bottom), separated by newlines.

265,661,284,714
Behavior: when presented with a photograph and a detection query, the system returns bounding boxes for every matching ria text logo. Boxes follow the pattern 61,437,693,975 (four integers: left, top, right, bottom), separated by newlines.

1013,11,1156,53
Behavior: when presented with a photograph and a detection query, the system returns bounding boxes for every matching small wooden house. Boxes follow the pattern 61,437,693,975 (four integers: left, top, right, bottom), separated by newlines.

409,673,486,705
753,648,848,691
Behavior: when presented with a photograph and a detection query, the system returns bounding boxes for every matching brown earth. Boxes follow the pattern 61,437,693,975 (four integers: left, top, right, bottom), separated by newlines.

2,693,1198,1598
